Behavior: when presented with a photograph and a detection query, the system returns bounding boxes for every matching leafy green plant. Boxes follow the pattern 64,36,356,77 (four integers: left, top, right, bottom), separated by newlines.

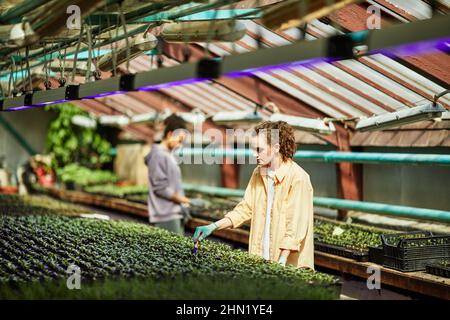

45,103,112,168
0,215,338,299
0,194,89,216
314,219,390,252
57,164,119,186
0,274,339,300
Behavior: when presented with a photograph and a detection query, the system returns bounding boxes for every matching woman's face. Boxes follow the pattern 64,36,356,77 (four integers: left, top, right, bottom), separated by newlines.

250,133,279,168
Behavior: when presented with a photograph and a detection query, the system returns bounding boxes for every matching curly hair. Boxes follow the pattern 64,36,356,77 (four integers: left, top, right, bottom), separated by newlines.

253,121,296,162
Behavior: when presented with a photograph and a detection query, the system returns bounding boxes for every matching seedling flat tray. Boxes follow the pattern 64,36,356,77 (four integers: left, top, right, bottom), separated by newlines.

314,241,369,262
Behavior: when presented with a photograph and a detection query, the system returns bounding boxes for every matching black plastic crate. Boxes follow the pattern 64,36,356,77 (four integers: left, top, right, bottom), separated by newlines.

315,242,369,262
381,231,450,272
426,262,450,278
368,245,384,265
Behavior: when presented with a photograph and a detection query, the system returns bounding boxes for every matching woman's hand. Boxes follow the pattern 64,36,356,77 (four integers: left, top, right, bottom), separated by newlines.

193,223,218,242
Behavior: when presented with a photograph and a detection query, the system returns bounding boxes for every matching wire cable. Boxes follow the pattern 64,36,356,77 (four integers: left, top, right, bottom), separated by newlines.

71,23,85,83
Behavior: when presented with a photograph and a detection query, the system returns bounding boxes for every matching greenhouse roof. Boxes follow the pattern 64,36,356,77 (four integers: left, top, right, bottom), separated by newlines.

1,0,449,146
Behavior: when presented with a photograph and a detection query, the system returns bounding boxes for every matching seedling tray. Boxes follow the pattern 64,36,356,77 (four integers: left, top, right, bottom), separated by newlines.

315,241,369,262
426,263,450,278
381,232,450,272
125,195,147,204
368,245,384,265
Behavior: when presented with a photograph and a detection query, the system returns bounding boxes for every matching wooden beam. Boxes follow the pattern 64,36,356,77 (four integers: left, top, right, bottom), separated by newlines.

221,157,240,189
335,128,363,220
44,187,149,218
315,251,450,300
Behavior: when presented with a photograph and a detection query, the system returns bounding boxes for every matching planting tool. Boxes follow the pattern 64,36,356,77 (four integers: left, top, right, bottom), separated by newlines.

193,240,200,255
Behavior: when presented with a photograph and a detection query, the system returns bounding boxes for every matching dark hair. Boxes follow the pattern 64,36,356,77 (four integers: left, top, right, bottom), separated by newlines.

253,121,296,162
163,114,187,138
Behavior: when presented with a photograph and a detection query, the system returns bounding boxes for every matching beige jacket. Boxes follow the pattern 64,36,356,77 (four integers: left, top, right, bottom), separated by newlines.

225,159,314,269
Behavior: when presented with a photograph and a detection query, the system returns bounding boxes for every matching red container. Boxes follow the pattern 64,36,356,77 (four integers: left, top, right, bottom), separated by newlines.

0,186,18,194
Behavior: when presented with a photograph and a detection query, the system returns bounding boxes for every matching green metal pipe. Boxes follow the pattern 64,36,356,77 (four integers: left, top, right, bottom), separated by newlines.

176,148,450,166
182,183,450,223
0,114,37,156
183,183,244,197
313,197,450,223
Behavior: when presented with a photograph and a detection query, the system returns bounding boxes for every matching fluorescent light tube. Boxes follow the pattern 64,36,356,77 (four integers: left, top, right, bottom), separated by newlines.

270,113,336,135
130,112,163,124
355,103,447,132
178,111,206,124
212,111,263,126
71,115,97,128
98,114,130,127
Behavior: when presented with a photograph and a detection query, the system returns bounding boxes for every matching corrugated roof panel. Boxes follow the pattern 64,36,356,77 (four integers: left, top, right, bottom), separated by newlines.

182,84,243,112
384,0,432,19
195,82,254,111
210,83,258,109
291,65,388,115
367,53,450,106
269,68,366,117
162,85,224,114
205,43,232,56
282,27,317,41
308,19,343,36
336,59,426,106
254,71,345,118
102,94,155,114
313,62,405,110
241,20,292,46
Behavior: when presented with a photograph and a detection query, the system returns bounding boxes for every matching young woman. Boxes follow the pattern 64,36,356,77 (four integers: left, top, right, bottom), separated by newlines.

193,121,314,269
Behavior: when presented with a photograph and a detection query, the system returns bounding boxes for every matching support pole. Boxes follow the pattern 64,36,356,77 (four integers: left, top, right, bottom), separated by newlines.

335,129,362,220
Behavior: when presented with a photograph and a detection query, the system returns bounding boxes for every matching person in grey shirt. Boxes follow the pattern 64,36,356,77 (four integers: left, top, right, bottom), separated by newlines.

145,114,197,235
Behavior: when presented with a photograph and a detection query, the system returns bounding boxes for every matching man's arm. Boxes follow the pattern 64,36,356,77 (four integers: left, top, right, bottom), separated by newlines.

170,193,190,205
